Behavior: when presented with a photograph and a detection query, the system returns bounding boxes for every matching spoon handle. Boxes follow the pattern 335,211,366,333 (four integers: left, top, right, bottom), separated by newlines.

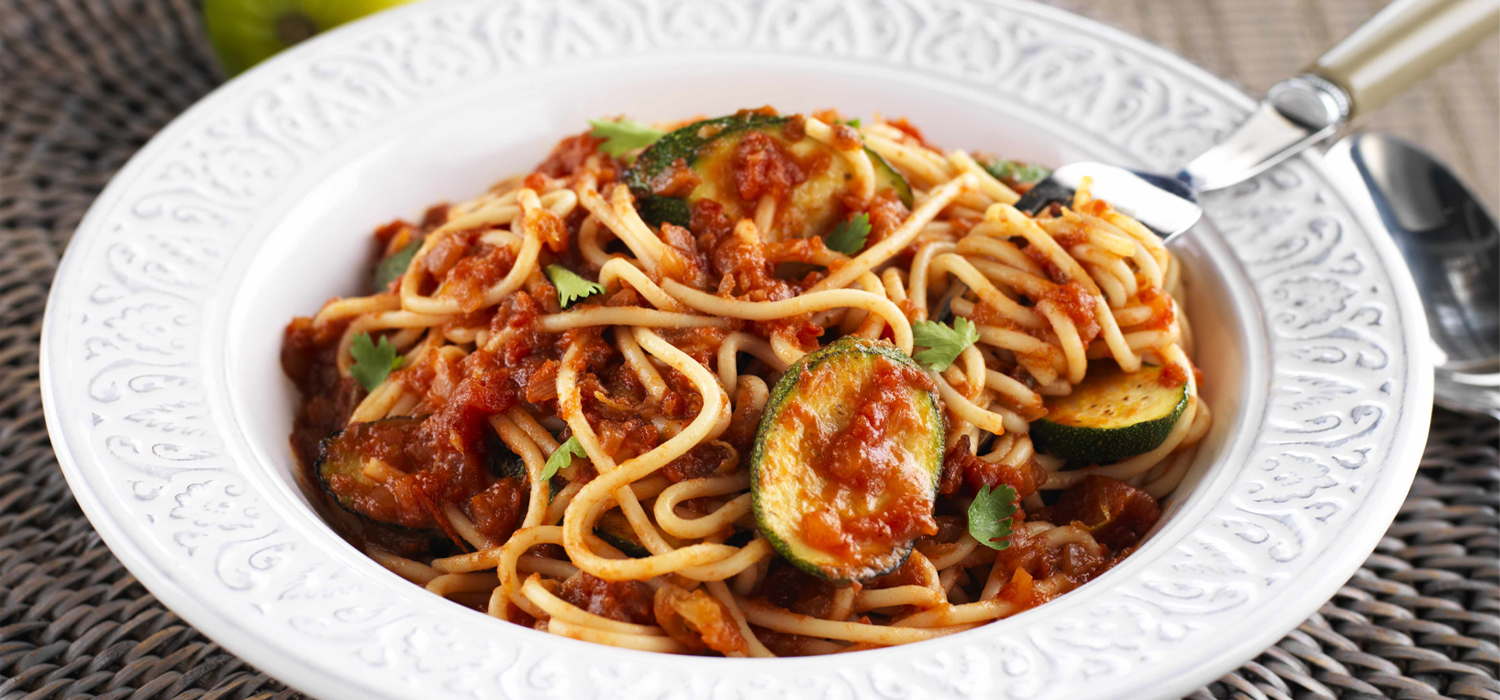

1310,0,1499,119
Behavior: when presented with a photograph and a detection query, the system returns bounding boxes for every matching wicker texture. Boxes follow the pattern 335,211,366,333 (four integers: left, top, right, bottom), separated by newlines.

0,1,1495,698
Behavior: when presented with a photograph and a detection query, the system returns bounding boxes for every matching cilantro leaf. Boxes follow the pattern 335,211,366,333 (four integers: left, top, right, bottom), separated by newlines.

588,118,664,160
544,264,604,307
911,317,980,371
826,213,871,255
968,483,1019,550
374,240,421,291
542,436,587,480
983,159,1051,185
349,332,405,392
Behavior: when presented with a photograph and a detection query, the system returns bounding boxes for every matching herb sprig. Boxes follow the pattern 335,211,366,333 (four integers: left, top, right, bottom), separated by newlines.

911,317,980,371
968,484,1019,550
588,118,664,160
542,436,588,480
984,159,1050,185
544,264,605,308
374,240,421,291
826,213,871,255
349,332,405,392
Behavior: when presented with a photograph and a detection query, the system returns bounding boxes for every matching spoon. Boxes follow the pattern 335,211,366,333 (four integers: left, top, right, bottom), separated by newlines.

1014,0,1500,240
1325,133,1500,418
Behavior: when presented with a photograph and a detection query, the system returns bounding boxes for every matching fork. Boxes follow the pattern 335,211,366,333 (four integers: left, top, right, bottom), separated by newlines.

1013,0,1500,242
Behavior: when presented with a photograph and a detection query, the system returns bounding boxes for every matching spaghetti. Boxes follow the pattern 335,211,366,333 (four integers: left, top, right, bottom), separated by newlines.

281,108,1211,657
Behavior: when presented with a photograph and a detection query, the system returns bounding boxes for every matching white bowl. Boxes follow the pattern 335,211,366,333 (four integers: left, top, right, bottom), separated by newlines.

40,1,1434,698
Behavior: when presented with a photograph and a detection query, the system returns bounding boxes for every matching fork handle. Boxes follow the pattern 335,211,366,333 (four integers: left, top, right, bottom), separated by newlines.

1310,0,1499,119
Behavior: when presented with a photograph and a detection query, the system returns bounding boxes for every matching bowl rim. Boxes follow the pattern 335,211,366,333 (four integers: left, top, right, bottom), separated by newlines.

40,1,1434,698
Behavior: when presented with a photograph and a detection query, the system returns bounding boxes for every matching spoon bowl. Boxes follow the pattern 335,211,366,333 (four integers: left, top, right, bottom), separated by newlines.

1326,133,1500,417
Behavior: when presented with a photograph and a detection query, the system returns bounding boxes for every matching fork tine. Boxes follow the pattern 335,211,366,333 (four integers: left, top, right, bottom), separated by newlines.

1011,163,1202,241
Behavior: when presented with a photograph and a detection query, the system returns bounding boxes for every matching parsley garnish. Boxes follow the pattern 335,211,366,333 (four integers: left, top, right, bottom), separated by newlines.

968,483,1019,550
983,159,1050,185
826,213,871,255
544,264,604,307
374,240,421,291
588,118,664,160
911,317,980,371
349,332,405,392
842,118,862,128
542,436,587,480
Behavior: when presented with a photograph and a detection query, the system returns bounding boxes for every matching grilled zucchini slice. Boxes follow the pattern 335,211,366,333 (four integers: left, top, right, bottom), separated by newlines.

625,112,913,242
1030,362,1192,465
317,416,530,530
750,337,945,583
315,416,433,529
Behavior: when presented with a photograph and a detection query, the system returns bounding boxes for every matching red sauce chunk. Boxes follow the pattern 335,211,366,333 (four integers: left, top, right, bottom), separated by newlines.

1038,280,1101,344
1158,362,1188,389
1136,286,1177,331
558,571,655,625
777,354,940,559
938,434,1048,498
536,132,605,178
731,130,807,203
649,158,702,197
829,123,862,151
1036,475,1161,552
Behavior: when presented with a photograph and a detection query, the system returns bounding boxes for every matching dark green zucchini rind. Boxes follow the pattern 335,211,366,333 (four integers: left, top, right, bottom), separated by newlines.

592,510,653,559
866,146,913,208
315,416,434,532
624,112,784,228
1030,363,1191,465
482,428,527,482
749,337,945,584
624,113,914,238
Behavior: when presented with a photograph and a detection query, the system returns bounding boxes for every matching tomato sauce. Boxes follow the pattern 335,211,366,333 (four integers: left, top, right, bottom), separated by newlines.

653,585,747,654
758,560,835,616
731,129,808,203
558,571,654,625
536,132,608,179
1136,286,1176,331
989,477,1161,608
1036,475,1161,552
1019,239,1069,284
1158,362,1188,389
884,118,932,149
937,434,1047,498
863,189,910,248
1038,280,1101,344
282,316,361,471
648,158,702,197
443,243,517,312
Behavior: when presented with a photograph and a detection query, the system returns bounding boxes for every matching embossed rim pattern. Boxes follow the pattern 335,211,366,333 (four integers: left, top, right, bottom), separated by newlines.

39,1,1434,699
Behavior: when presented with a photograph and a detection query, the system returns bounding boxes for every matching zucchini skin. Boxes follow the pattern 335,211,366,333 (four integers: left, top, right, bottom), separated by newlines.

1030,363,1191,465
624,113,784,228
864,146,914,208
749,337,945,584
482,428,527,482
593,511,653,558
624,113,914,232
315,416,436,532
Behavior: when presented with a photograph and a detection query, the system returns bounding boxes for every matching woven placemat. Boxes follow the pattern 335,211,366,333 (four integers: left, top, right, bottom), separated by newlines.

1,1,1496,698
